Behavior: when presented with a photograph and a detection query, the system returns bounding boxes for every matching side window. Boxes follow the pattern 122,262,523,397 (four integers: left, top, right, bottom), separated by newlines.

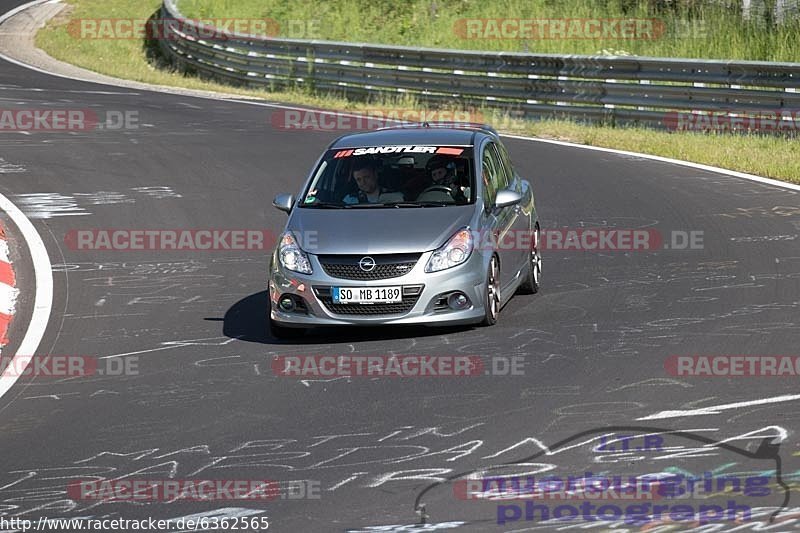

484,143,506,193
488,143,510,191
481,147,498,207
494,142,517,190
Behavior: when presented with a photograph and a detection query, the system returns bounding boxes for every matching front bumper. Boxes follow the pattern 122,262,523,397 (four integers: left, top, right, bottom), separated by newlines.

269,250,486,327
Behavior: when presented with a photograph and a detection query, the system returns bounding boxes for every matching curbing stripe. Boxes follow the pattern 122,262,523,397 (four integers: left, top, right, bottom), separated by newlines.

0,224,17,347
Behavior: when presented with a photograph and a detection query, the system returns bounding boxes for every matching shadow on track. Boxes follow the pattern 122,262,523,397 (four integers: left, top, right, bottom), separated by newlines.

212,290,473,344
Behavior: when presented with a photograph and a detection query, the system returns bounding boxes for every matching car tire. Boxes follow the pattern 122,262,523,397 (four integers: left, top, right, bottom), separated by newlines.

480,256,500,327
517,225,542,295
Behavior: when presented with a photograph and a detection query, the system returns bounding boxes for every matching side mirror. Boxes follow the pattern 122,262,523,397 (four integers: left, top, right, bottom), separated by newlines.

272,193,294,214
494,188,522,209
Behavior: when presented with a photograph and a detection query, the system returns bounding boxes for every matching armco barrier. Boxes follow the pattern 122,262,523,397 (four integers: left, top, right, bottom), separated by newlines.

158,0,800,131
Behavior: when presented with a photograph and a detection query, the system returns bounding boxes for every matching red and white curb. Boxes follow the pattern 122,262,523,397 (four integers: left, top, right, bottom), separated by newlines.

0,223,18,349
0,192,52,401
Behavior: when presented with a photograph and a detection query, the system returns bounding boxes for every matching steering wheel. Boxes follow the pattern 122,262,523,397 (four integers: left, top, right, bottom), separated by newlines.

421,185,453,195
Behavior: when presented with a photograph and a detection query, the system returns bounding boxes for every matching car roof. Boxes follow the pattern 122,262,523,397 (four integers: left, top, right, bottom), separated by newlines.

328,125,498,150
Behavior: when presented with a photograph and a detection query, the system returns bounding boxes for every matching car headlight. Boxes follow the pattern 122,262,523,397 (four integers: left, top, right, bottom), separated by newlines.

278,231,312,274
425,228,473,272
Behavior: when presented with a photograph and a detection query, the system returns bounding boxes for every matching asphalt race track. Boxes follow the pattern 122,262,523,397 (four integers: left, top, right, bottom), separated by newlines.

0,2,799,531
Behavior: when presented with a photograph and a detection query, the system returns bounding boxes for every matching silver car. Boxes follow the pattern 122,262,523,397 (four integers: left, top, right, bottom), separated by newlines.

268,124,541,338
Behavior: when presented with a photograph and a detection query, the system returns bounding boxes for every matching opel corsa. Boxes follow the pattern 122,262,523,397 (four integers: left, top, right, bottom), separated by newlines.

268,124,542,338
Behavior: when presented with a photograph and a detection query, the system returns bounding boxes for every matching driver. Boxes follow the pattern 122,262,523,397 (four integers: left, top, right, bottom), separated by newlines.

343,158,389,204
422,155,466,202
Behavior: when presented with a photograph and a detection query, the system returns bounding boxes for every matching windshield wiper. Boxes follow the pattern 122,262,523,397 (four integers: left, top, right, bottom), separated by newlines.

313,201,450,209
383,201,449,208
301,203,346,209
341,202,393,208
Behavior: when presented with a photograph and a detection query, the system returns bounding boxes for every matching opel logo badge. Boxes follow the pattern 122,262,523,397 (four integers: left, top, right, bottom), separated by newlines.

359,256,376,272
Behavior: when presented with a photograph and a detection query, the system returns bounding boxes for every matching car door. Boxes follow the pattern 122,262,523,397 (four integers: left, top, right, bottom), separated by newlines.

481,141,516,290
493,142,530,276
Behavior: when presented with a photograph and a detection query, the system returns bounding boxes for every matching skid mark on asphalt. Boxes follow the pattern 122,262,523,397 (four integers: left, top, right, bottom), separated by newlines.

52,260,208,274
100,336,240,360
638,396,800,420
4,423,781,509
11,187,182,218
11,192,89,218
708,205,800,219
0,157,25,173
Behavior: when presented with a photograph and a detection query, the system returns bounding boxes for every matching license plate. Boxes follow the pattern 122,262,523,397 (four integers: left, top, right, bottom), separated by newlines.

332,286,402,304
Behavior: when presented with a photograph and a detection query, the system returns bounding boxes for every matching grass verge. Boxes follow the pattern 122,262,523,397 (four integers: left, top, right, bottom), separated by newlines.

33,0,800,184
179,0,800,62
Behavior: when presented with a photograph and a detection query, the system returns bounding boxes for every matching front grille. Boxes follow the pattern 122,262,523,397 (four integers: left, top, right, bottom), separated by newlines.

314,285,423,316
319,254,420,281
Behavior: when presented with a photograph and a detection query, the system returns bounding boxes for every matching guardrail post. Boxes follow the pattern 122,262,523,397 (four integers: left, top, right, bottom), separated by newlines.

306,45,316,94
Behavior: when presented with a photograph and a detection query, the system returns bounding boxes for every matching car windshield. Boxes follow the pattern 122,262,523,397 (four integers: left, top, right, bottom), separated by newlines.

299,146,475,208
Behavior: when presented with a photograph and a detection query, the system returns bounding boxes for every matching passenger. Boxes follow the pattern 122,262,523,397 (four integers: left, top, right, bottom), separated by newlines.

420,156,467,202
